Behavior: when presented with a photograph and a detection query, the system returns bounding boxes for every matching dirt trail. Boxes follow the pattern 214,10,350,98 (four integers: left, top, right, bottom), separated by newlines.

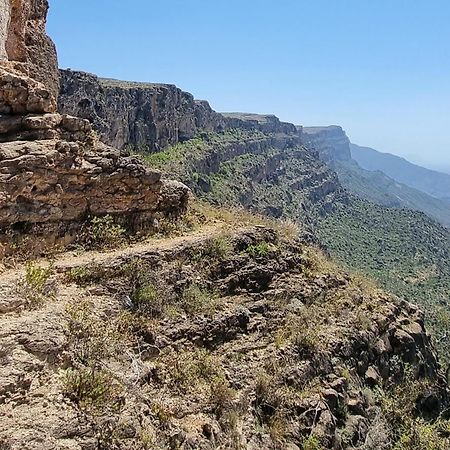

1,222,245,280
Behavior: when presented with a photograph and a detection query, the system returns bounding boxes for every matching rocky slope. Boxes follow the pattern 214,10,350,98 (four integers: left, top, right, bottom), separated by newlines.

0,0,189,253
1,210,448,449
139,129,346,225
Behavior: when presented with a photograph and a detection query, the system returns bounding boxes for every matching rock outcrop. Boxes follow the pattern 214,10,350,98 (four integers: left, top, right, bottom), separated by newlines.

0,224,447,449
221,112,298,135
58,69,227,152
0,0,189,235
1,0,59,102
302,125,352,163
58,70,301,152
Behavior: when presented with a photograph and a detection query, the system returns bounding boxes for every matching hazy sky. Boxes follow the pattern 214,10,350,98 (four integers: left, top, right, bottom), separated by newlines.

48,0,450,170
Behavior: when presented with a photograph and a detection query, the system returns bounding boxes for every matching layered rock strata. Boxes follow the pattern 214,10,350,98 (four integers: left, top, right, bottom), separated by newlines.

0,0,189,233
58,69,227,152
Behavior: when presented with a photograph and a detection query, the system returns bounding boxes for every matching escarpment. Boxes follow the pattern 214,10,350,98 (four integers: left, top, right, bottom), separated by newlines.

58,70,301,152
0,0,189,241
58,69,228,152
302,126,352,163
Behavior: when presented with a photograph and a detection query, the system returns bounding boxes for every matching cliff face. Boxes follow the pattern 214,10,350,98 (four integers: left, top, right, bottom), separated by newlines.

58,70,301,152
1,0,59,101
0,0,189,242
302,126,352,163
221,112,298,135
58,70,227,152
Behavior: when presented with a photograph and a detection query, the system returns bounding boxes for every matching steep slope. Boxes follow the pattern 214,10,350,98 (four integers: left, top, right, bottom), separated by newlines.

139,129,346,225
303,128,450,228
141,131,450,365
334,159,450,227
1,209,448,449
351,143,450,201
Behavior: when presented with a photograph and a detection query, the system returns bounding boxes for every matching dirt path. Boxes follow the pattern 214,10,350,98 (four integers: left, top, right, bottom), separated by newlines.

1,222,246,280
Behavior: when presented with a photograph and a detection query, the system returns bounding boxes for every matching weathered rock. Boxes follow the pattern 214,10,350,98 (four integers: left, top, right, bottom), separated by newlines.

302,126,352,162
58,70,227,151
0,0,190,233
1,0,59,102
0,138,189,226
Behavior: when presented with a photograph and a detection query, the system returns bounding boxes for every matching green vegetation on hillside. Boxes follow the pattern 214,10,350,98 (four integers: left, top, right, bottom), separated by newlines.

317,197,450,364
141,132,450,366
334,159,450,227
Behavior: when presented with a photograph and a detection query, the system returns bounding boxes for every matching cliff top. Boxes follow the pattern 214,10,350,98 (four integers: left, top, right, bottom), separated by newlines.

221,112,280,123
303,125,345,134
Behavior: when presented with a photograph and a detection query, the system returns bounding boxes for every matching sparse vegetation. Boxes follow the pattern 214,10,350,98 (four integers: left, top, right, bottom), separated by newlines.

62,367,123,413
17,261,54,308
85,215,127,249
245,241,276,258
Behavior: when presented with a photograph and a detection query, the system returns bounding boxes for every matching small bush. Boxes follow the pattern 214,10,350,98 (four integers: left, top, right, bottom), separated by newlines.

131,282,165,317
62,367,123,412
87,215,126,249
245,242,276,258
65,300,122,366
209,377,236,415
302,436,323,450
18,261,54,308
66,266,90,284
192,236,233,262
180,284,216,316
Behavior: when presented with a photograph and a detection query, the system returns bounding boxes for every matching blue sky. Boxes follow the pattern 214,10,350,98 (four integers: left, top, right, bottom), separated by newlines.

48,0,450,170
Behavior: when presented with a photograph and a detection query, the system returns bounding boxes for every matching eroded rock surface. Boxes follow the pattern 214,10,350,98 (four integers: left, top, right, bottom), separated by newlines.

0,0,189,233
58,70,227,152
0,225,447,449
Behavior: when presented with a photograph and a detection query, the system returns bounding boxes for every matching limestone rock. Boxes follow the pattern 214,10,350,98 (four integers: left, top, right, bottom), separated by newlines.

1,0,59,102
58,70,227,151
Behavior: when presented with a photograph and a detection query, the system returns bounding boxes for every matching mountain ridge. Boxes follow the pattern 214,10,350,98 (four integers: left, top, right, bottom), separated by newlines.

351,142,450,201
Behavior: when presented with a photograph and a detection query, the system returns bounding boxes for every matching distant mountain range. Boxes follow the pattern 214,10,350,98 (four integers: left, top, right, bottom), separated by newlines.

350,143,450,202
302,127,450,227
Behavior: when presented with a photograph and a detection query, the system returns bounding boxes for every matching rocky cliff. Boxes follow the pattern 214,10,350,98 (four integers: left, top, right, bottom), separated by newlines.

58,70,301,152
302,126,352,163
58,69,227,152
0,0,189,245
222,112,298,135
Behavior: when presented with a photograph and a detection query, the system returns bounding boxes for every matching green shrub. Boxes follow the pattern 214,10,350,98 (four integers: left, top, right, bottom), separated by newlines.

180,284,216,316
131,282,165,317
193,236,233,262
87,215,126,249
62,368,123,412
245,242,276,258
18,261,54,308
302,436,323,450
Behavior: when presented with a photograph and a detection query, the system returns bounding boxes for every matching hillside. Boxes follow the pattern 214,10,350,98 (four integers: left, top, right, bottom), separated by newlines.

3,203,449,449
351,143,450,201
2,1,450,448
303,127,450,228
334,159,450,227
137,130,450,366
